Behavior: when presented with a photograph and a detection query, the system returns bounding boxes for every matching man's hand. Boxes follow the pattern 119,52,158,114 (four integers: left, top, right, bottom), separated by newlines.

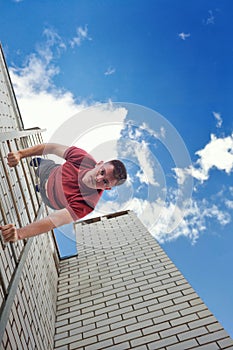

7,151,22,167
0,224,19,243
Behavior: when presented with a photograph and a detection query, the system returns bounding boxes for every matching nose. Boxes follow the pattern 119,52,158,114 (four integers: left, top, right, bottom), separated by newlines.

96,174,104,182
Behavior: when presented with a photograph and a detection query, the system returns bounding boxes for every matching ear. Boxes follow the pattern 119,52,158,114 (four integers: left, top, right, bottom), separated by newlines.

95,160,104,167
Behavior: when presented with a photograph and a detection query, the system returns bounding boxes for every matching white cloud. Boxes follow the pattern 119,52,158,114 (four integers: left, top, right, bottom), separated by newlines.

178,32,190,41
140,122,166,140
120,138,159,187
205,204,231,226
173,167,189,185
213,111,222,128
229,187,233,196
9,28,66,94
136,170,148,184
9,29,82,141
104,67,116,76
94,189,231,244
10,54,58,93
174,134,233,184
160,126,166,138
225,200,233,210
134,141,158,186
10,27,67,91
70,25,92,48
73,107,127,160
194,134,233,178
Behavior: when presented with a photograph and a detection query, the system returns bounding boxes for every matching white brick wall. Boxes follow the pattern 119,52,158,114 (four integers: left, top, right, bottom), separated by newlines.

54,211,233,350
1,232,59,350
0,44,59,350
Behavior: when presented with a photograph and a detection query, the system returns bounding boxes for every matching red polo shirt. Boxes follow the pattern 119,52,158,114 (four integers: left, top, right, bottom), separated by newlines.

46,146,103,220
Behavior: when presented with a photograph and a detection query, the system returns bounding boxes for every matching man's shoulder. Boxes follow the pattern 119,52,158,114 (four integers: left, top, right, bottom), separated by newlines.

65,146,91,159
64,146,96,167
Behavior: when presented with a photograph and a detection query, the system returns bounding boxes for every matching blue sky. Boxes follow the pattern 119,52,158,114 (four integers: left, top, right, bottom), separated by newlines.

1,0,233,338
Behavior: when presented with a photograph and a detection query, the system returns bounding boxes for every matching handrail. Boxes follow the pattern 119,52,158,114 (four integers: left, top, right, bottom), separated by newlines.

0,128,46,142
0,125,63,345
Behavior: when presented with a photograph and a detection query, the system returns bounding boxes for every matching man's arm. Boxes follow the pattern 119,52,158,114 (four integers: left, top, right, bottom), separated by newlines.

7,143,69,167
0,208,74,242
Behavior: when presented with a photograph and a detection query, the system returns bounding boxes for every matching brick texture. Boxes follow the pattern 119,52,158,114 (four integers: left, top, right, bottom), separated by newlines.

0,45,59,350
54,211,233,349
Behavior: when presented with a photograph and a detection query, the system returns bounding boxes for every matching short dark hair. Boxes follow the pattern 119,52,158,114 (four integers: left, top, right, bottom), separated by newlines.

107,159,127,186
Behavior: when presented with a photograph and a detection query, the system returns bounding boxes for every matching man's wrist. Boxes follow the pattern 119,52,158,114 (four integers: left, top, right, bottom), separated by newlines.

18,150,24,161
17,228,25,240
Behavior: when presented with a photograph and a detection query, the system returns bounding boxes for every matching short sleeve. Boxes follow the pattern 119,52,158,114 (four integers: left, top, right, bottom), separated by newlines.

64,146,87,163
64,146,96,168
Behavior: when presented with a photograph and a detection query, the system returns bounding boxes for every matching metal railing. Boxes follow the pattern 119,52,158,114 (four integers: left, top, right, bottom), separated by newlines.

0,127,60,343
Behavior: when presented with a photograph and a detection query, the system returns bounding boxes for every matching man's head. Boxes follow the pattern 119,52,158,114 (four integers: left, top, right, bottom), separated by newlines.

82,159,127,190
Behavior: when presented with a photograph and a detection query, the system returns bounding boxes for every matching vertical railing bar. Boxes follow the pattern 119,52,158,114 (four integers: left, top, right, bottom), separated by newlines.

14,138,37,217
0,195,8,250
0,178,19,238
28,134,42,203
0,189,19,267
0,147,22,227
8,243,18,270
20,136,41,206
6,140,32,224
0,270,7,297
0,179,25,265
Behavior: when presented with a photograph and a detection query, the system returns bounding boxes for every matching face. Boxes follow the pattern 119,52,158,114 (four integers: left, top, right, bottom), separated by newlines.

82,161,117,190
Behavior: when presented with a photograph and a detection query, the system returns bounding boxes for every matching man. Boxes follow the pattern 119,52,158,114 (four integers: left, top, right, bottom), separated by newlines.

0,143,127,243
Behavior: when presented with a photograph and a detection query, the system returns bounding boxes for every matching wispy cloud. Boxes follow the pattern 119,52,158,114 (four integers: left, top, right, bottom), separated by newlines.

154,198,231,243
204,10,215,25
178,32,190,41
229,187,233,196
94,187,231,244
104,67,116,76
121,141,158,187
70,25,92,48
119,123,159,187
42,27,67,53
10,28,66,93
9,28,85,141
225,200,233,210
140,122,166,140
213,111,223,128
134,141,159,186
136,169,148,184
